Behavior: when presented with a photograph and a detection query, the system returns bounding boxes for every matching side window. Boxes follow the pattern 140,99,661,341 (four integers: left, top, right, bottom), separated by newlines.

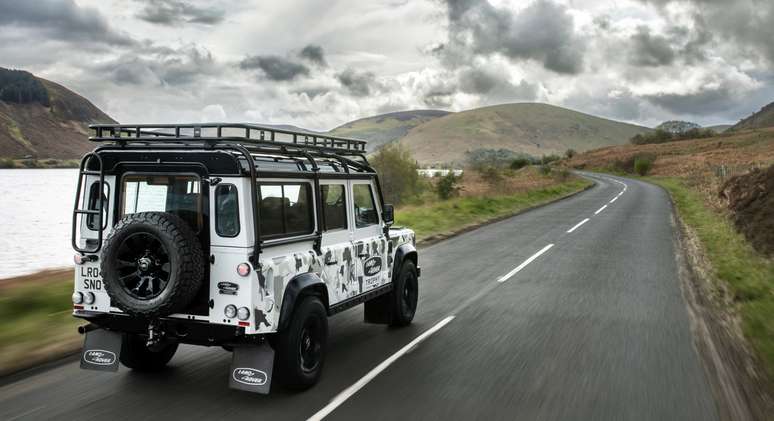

258,183,313,238
215,184,240,237
86,181,109,230
321,184,347,231
352,184,379,228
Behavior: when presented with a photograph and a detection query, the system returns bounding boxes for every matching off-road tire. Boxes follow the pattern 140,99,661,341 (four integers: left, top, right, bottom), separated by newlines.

101,212,205,318
119,333,178,372
273,296,328,390
389,260,418,327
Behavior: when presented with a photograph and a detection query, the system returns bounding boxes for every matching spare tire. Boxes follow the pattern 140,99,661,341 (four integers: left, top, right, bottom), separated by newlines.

101,212,205,318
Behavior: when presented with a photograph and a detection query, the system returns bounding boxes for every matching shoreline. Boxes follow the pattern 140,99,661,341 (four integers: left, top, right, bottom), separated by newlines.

0,267,72,288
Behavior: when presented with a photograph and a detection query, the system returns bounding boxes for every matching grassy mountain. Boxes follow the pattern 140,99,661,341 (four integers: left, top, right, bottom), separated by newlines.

705,124,732,133
397,103,651,165
730,101,774,131
0,68,115,159
328,109,451,152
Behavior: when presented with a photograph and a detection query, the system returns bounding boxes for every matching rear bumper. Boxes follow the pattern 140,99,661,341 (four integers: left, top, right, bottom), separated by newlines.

74,311,255,346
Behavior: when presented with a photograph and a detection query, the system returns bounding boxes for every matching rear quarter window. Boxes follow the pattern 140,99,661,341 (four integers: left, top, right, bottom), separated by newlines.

215,184,240,237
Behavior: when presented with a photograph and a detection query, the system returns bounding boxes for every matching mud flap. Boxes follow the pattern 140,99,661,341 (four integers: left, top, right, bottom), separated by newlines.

80,329,122,372
229,343,275,394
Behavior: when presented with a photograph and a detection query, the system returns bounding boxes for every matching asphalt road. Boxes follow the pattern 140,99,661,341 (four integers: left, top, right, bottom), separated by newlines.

0,173,719,421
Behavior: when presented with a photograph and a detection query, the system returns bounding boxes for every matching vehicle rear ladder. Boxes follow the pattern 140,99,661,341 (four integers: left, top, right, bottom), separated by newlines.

72,152,105,254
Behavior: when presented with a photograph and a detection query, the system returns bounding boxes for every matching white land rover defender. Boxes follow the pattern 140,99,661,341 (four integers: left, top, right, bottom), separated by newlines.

71,124,419,393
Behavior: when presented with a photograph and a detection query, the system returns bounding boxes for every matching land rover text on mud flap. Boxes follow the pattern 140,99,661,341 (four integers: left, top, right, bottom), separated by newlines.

71,124,419,393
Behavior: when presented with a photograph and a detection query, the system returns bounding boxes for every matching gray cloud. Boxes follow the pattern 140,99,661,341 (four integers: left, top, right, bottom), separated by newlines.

299,45,327,66
635,0,774,66
135,0,225,25
644,84,736,116
0,0,135,45
439,0,585,74
336,68,377,96
240,55,310,81
629,26,675,67
97,45,218,86
458,67,538,101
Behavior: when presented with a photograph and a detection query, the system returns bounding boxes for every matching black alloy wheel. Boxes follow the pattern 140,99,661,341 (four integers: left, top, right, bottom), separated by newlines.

114,232,173,300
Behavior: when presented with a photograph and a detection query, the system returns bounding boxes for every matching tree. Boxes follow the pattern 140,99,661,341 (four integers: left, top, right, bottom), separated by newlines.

436,172,462,200
565,148,576,159
370,144,422,205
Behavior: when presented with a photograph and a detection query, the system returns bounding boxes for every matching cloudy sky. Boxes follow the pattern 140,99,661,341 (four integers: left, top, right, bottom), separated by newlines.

0,0,772,130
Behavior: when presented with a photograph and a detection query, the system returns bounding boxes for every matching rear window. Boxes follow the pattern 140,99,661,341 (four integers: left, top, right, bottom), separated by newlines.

258,183,313,238
121,175,202,231
215,184,240,237
321,184,347,231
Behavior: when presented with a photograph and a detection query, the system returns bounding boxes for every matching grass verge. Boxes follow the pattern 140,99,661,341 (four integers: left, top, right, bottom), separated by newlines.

646,176,774,381
396,177,592,242
0,270,80,376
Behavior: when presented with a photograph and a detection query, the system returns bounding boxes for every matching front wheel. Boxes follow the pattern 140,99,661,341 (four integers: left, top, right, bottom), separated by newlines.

273,296,328,390
119,333,178,372
390,261,418,327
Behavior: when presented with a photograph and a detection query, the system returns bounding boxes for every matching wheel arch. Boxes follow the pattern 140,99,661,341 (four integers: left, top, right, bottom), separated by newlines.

277,272,329,332
392,243,418,282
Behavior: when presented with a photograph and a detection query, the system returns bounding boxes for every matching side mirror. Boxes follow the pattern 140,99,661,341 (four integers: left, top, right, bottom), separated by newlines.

382,204,394,225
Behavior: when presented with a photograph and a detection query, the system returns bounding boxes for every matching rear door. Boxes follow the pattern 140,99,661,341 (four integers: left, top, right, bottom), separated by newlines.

350,180,388,293
318,181,357,304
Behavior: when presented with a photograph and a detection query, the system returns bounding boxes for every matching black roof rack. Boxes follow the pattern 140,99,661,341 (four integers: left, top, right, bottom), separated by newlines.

78,123,389,265
89,123,367,155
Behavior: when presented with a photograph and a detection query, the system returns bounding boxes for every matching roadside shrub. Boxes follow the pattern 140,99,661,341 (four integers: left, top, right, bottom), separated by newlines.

0,158,15,168
538,164,552,175
553,168,570,181
20,158,40,168
565,149,576,159
436,172,462,200
510,157,532,170
633,154,655,175
630,128,715,145
478,165,504,186
541,154,561,164
370,144,423,205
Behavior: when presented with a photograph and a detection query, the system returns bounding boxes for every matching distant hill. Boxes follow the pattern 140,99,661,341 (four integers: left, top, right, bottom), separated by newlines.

730,101,774,131
0,68,115,159
705,124,732,133
397,103,651,165
656,120,700,133
327,109,451,152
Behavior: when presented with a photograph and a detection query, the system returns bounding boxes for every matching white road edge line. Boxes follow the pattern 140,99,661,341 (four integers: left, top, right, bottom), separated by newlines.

566,218,590,233
308,316,456,421
609,196,619,203
497,244,555,283
594,204,608,215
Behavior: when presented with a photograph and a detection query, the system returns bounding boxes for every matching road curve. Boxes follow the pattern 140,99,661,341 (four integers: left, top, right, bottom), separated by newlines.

0,173,719,421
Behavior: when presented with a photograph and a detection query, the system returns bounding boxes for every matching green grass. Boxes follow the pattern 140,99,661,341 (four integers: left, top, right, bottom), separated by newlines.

396,178,592,241
0,274,81,375
647,177,774,380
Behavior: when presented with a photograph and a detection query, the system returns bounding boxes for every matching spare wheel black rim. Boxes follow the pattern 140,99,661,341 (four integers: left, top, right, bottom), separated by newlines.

114,232,172,300
299,317,323,374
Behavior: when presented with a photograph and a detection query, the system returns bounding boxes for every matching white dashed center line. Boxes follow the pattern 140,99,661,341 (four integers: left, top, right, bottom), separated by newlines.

497,243,555,283
308,316,456,421
594,204,608,215
566,218,590,233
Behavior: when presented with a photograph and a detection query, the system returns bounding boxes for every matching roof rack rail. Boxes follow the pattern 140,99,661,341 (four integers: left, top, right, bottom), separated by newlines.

88,123,367,154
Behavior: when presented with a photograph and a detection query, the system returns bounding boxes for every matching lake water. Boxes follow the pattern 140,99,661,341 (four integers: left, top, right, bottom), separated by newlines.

0,169,79,279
